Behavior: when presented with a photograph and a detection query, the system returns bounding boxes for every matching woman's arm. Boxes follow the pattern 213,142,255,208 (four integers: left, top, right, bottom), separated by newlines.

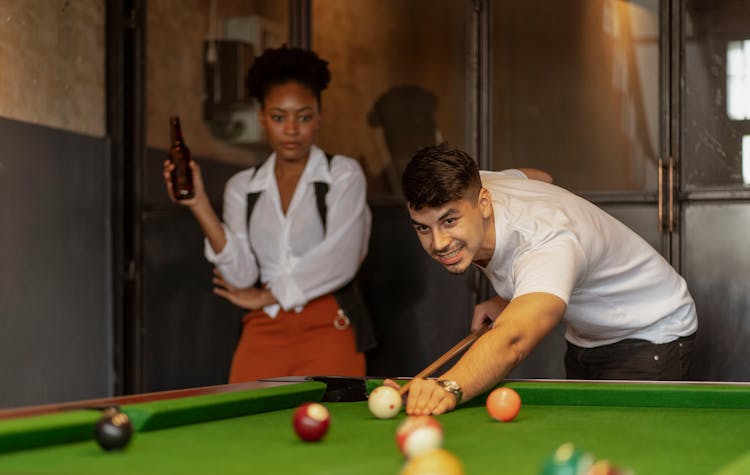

202,168,261,289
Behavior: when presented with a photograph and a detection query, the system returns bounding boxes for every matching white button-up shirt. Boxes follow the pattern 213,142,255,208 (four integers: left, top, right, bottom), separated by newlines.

205,145,372,317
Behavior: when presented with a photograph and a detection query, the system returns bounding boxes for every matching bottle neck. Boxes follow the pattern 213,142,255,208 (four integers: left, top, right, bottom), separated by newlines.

170,118,184,144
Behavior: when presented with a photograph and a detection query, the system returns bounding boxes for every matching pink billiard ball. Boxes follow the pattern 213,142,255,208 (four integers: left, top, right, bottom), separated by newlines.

486,387,521,422
292,402,330,442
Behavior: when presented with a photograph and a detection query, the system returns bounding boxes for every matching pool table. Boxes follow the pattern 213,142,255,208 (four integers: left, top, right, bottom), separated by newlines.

1,378,749,474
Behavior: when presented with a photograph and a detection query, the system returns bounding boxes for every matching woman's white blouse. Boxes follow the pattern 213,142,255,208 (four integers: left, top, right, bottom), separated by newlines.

205,145,372,317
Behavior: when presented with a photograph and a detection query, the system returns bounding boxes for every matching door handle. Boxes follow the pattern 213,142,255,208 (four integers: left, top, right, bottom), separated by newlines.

658,157,676,234
658,158,664,233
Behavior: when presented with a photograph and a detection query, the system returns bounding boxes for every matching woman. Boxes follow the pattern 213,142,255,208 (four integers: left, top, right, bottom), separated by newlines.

163,47,374,382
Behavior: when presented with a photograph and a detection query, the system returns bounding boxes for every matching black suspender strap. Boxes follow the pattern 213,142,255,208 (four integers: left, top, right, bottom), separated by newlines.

246,153,334,236
245,191,262,236
245,166,261,258
315,153,334,233
313,182,329,234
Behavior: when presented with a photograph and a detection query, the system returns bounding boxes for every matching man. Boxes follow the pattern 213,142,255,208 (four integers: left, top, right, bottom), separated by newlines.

392,144,697,416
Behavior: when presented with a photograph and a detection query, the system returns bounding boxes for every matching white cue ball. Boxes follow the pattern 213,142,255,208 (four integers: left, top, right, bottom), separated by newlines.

368,385,403,419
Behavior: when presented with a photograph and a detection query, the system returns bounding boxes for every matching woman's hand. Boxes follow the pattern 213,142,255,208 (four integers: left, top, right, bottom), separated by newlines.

212,269,277,311
162,160,208,207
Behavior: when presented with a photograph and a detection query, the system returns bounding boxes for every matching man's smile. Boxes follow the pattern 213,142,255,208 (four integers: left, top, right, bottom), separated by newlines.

436,245,464,266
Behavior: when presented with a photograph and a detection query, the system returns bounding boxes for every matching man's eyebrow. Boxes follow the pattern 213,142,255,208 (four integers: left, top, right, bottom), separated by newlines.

410,209,458,227
438,209,459,222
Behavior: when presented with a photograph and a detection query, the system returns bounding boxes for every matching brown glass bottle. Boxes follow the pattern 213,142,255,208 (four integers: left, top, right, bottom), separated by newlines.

169,116,195,200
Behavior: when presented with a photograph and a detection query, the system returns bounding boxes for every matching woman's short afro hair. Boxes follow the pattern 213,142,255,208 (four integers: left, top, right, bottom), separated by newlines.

245,46,331,105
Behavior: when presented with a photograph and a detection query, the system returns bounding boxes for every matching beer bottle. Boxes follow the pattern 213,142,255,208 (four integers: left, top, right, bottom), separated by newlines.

169,116,195,200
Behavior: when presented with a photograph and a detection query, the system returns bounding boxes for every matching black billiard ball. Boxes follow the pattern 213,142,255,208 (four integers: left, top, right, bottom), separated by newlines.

94,408,133,451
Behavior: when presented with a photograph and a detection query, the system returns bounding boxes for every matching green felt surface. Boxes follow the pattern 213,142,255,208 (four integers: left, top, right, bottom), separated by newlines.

1,382,749,475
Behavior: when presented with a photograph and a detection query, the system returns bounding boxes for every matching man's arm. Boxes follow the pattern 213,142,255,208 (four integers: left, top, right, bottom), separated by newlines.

517,168,553,184
403,292,565,416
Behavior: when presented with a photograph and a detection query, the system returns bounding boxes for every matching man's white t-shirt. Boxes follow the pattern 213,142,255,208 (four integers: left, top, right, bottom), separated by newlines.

479,170,697,348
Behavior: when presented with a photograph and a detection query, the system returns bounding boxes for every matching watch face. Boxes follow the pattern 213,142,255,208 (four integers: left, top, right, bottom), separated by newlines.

442,381,457,391
438,380,462,403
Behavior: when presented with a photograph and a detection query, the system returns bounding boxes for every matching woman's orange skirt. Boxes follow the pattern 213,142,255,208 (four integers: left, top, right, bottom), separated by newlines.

228,294,365,383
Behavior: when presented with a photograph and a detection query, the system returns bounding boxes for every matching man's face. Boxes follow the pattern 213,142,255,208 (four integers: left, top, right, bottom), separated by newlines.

408,188,494,274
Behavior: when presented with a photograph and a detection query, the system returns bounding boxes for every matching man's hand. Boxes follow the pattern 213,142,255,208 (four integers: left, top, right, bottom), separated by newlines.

471,296,509,331
212,269,277,310
382,293,565,419
384,378,457,416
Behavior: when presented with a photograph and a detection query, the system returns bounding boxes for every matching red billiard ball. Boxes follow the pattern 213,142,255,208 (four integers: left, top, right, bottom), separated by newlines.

395,416,443,458
486,387,521,422
292,402,330,442
94,407,133,451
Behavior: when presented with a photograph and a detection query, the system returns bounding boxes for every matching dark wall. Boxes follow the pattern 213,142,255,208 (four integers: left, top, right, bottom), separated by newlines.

0,117,111,408
683,203,750,381
139,149,246,392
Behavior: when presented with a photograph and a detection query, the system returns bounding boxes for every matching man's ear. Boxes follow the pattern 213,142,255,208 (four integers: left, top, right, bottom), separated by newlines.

478,187,493,219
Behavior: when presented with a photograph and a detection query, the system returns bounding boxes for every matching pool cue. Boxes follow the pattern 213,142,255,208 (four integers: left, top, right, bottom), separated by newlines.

398,322,492,396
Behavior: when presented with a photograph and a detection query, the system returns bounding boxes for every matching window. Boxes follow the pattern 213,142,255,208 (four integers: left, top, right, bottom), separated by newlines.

727,40,750,121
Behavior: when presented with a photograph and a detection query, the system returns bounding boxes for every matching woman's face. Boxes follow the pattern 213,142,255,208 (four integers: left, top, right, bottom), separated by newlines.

259,81,321,163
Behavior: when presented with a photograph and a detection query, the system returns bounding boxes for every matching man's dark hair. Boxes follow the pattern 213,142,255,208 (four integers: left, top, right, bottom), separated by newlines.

246,46,331,108
402,143,482,210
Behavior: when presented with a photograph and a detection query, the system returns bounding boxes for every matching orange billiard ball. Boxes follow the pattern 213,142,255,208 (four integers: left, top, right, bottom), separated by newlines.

486,387,521,422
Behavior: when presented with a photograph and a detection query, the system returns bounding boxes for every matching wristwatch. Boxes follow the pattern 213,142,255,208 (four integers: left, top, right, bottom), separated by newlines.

436,379,463,405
